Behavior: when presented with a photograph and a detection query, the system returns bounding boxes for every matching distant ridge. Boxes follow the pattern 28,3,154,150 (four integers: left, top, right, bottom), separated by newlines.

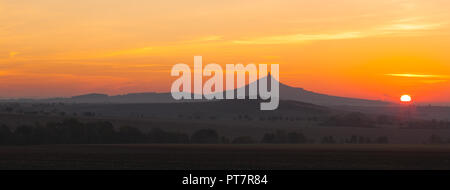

1,74,391,106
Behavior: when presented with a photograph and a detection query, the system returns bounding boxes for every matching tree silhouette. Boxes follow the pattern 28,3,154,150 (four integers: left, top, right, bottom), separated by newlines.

0,124,12,144
191,129,219,144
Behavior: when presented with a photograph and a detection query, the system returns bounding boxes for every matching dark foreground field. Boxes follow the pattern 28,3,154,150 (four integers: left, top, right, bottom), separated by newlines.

1,144,450,170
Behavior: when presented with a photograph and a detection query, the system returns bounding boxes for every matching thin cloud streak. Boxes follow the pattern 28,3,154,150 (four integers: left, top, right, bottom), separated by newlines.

385,73,449,78
233,22,444,45
378,23,442,31
233,32,365,44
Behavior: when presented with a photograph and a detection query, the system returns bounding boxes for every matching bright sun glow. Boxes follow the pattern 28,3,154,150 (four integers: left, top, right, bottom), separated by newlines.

400,95,412,102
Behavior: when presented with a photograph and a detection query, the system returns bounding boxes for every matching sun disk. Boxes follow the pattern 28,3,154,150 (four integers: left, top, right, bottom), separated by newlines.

400,95,412,102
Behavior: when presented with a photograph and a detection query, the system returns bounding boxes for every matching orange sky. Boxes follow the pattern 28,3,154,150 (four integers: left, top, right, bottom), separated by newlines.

1,0,450,104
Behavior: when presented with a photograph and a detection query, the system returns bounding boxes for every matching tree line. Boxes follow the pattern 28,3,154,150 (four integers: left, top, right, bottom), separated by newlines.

0,118,391,145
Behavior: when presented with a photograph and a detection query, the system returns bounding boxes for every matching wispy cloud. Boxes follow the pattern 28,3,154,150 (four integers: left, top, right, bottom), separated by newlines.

195,35,223,42
378,23,442,32
92,35,224,58
9,52,19,58
232,24,443,45
385,73,448,78
385,73,449,84
233,32,364,45
233,18,445,45
377,14,446,34
103,47,154,57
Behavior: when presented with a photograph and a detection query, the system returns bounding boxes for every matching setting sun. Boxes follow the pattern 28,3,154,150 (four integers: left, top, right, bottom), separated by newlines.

400,95,412,102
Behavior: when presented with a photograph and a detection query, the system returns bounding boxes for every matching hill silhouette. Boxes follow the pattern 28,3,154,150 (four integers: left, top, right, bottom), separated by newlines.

1,73,391,106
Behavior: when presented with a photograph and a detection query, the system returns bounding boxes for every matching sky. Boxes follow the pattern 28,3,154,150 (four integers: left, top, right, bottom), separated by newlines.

1,0,450,103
